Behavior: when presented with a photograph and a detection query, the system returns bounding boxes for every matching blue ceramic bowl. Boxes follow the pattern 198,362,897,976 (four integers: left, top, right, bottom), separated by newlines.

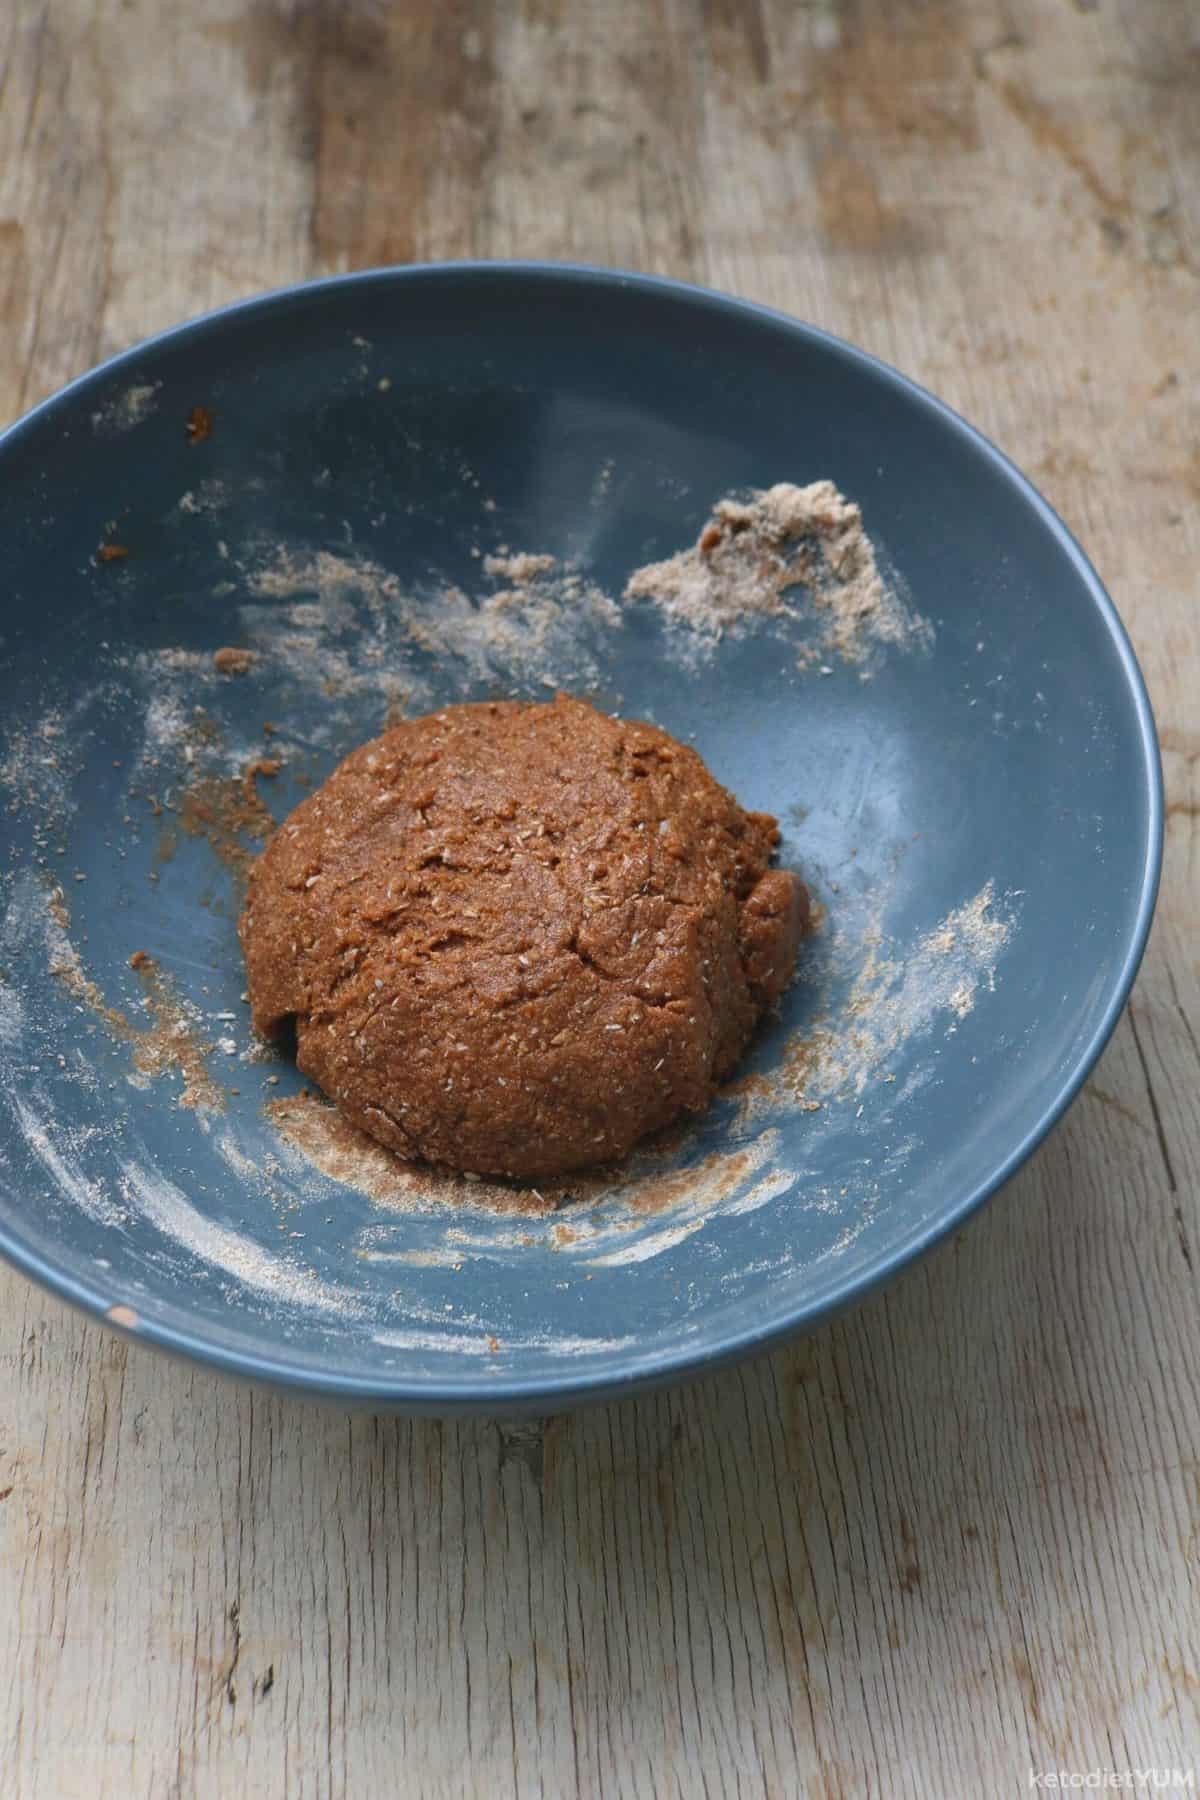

0,266,1161,1411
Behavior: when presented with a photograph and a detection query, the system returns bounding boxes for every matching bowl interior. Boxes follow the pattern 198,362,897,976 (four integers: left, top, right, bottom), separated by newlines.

0,267,1159,1406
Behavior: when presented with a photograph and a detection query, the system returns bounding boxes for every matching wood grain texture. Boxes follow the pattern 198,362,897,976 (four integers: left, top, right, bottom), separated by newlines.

2,1,1198,1793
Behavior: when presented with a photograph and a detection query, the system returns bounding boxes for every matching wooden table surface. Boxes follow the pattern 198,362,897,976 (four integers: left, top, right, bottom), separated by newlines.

2,2,1197,1794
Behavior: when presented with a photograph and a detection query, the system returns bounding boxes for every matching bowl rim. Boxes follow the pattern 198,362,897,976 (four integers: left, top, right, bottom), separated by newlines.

0,259,1165,1412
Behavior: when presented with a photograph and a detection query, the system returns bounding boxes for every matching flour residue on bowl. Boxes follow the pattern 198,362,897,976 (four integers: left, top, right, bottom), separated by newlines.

222,477,926,720
5,873,225,1114
799,880,1012,1099
0,463,973,1333
119,1160,364,1317
118,1149,644,1354
807,881,1012,1099
90,381,161,435
264,1089,789,1247
239,541,623,713
625,481,930,670
12,1092,130,1229
0,682,123,851
265,1090,560,1219
43,884,134,1043
731,880,1015,1134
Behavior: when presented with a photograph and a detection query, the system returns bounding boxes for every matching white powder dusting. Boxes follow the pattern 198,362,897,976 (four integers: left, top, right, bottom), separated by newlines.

626,480,930,668
240,543,623,709
1,870,47,962
370,1326,636,1357
10,1094,127,1228
724,1167,797,1217
521,1333,639,1356
136,689,193,765
0,981,23,1050
0,706,78,847
363,1244,472,1268
90,476,925,803
175,479,229,517
2,870,92,1012
119,1161,364,1317
90,382,160,435
583,1217,708,1267
800,882,1012,1104
370,1327,500,1356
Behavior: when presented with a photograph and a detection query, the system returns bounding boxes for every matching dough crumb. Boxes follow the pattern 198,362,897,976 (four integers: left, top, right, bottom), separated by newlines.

213,647,256,675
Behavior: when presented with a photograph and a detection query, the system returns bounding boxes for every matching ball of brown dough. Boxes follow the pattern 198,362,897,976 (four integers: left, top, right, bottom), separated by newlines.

240,695,808,1178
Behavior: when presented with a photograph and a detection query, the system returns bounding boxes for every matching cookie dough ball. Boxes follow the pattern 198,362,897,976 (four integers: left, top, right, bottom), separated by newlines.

240,696,808,1178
